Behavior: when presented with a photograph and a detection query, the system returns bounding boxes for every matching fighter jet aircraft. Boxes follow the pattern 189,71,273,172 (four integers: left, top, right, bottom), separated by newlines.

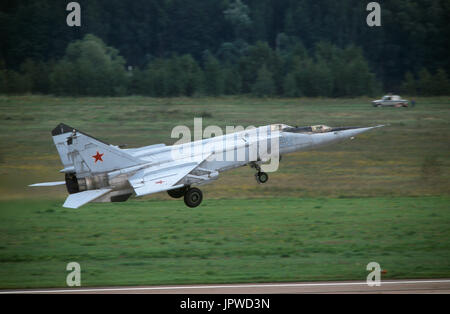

30,123,382,209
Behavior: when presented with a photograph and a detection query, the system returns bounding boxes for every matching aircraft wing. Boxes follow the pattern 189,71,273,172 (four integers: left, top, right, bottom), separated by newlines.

63,188,113,209
128,155,210,197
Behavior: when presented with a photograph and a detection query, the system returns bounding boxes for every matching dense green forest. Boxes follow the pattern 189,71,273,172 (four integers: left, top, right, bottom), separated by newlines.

1,0,449,96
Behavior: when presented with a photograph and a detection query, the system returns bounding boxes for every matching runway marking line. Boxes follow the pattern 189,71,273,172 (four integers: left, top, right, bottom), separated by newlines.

1,279,450,294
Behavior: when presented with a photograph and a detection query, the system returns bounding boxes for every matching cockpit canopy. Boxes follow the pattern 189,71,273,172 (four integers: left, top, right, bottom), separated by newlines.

271,124,332,133
277,124,360,134
270,124,290,131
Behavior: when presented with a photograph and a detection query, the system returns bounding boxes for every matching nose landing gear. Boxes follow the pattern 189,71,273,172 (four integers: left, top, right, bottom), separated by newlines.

255,171,269,184
250,162,269,184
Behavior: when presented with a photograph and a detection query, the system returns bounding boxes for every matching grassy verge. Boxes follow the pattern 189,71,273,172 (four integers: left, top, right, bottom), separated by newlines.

0,196,448,288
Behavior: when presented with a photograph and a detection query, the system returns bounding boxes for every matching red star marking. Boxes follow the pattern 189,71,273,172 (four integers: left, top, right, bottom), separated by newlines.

92,151,104,163
155,180,164,184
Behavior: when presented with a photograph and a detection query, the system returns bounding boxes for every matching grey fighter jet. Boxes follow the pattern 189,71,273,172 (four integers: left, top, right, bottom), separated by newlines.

30,123,382,208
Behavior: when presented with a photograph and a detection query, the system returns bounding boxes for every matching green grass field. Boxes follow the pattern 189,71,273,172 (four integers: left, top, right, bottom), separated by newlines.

0,197,448,288
0,95,449,288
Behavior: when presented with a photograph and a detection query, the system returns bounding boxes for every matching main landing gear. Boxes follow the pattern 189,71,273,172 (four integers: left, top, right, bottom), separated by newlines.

251,163,269,184
167,186,187,199
184,187,203,208
167,186,203,208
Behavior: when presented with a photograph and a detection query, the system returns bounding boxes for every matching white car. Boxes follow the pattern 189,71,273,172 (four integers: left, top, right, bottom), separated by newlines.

372,95,409,107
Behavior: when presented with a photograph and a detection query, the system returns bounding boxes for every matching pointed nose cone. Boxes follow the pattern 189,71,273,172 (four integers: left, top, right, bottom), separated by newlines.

310,125,384,148
339,125,384,139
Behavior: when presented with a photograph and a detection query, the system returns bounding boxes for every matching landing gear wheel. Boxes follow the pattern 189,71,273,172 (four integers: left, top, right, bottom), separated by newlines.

184,187,203,208
167,186,187,199
255,172,269,184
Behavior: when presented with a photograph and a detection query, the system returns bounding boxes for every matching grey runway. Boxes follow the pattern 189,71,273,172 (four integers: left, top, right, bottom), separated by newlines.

1,279,450,294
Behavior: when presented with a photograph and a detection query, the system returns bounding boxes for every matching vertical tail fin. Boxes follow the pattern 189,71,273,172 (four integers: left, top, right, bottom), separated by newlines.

67,128,144,176
51,123,75,170
52,123,144,177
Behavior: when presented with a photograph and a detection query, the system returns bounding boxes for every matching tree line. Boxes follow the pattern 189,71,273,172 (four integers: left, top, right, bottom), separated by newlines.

1,34,449,97
1,0,449,96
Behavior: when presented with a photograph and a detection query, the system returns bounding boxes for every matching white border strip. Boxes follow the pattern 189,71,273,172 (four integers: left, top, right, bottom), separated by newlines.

1,279,450,294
